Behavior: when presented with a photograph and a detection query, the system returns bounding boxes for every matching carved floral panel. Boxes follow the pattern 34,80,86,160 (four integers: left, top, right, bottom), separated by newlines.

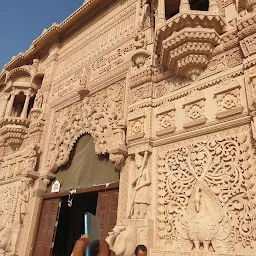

156,127,256,253
214,86,244,119
183,92,207,128
156,105,176,136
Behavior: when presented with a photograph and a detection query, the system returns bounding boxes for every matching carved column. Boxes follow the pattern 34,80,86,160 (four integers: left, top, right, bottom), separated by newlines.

179,0,190,12
21,94,30,118
5,93,15,117
209,0,219,13
1,96,9,118
157,0,165,27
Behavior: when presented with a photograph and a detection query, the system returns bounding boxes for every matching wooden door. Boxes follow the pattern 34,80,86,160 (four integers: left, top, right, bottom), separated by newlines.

96,188,119,240
33,198,61,256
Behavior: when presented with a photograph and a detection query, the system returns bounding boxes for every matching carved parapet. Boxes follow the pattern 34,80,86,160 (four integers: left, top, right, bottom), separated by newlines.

237,13,256,58
237,13,256,38
0,117,30,148
238,0,256,13
155,12,225,80
129,67,153,88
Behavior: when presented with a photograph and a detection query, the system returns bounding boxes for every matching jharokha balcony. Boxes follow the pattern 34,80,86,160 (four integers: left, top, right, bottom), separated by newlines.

0,60,44,149
155,0,226,80
0,92,33,148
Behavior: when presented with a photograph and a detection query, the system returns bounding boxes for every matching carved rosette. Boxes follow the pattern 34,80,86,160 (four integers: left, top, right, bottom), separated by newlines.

156,12,225,80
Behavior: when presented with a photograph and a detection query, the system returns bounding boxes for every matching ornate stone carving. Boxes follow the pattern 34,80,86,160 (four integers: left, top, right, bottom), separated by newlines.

214,85,244,119
156,104,176,136
156,131,256,252
183,91,207,128
0,146,38,181
0,118,30,148
155,1,225,80
129,150,151,219
46,81,125,172
106,225,137,256
127,110,145,141
109,117,128,170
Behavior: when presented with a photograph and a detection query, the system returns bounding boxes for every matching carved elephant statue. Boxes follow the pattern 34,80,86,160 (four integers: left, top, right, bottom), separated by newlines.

0,228,12,255
106,225,137,256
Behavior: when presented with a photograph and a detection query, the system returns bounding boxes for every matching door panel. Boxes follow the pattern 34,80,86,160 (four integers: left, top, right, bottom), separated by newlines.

33,198,61,256
96,188,119,240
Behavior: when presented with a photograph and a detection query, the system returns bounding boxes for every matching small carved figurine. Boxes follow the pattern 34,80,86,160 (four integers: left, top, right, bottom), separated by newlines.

130,151,151,219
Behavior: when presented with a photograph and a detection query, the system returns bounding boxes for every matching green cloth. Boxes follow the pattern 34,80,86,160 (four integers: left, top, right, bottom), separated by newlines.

49,134,119,192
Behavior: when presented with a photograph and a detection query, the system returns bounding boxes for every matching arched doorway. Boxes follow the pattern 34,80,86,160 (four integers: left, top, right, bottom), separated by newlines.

33,134,119,256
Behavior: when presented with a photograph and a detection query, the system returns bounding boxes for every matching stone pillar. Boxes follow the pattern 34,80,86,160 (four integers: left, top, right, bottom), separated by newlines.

1,96,9,118
209,0,219,13
5,93,15,117
21,94,30,118
179,0,190,12
157,0,165,27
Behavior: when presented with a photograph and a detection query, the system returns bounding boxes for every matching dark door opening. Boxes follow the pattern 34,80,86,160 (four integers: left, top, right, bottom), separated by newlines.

52,191,98,256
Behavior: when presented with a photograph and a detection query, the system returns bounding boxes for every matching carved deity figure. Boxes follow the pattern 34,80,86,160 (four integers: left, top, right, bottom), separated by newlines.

20,179,31,222
106,225,137,256
130,151,151,219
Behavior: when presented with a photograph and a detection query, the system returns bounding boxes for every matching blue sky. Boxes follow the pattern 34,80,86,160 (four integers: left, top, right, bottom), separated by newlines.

0,0,84,70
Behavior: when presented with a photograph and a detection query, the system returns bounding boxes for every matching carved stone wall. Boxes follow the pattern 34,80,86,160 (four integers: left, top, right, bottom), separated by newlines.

1,0,256,255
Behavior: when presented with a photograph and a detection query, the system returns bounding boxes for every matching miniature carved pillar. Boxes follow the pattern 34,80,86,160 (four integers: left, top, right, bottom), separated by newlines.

21,94,30,118
5,93,15,117
209,0,219,13
1,96,9,118
179,0,190,12
157,0,165,27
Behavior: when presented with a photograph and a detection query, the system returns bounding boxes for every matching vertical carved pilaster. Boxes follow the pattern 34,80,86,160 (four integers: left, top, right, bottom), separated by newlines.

21,94,30,118
5,93,15,117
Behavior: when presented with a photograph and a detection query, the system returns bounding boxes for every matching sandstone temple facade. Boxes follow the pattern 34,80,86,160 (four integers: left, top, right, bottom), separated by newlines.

0,0,256,255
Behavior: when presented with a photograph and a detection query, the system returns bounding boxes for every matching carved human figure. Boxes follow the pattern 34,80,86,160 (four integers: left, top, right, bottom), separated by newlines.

130,152,151,219
20,179,31,222
106,225,137,256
